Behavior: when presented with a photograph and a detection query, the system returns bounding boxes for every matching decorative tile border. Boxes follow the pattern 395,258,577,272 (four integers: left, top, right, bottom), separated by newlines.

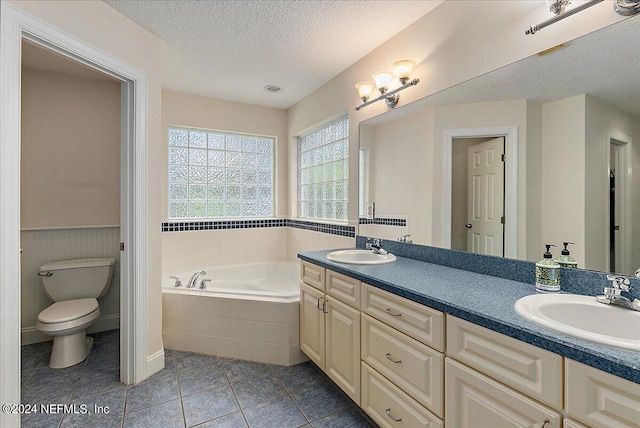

287,219,355,237
161,219,355,237
359,217,407,227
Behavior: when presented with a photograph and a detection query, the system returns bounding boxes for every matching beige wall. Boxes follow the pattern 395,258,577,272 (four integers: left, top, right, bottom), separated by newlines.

21,68,120,228
584,95,640,272
541,95,587,264
161,90,289,218
9,0,164,371
287,1,624,234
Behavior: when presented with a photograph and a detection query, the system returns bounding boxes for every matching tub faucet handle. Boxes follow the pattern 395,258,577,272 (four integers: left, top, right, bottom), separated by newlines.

169,275,182,287
200,279,211,290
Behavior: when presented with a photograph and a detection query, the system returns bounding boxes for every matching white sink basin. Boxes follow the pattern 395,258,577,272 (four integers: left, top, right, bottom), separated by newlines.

326,249,397,265
515,293,640,351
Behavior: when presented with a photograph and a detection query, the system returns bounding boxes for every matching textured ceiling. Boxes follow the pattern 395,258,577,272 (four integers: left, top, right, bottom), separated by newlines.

103,0,443,109
419,16,640,117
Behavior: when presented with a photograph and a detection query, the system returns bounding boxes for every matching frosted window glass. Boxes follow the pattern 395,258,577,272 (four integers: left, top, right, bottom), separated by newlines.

297,116,348,221
168,126,274,219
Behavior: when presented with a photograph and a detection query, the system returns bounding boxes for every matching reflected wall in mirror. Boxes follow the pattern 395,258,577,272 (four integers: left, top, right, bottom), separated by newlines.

358,16,640,276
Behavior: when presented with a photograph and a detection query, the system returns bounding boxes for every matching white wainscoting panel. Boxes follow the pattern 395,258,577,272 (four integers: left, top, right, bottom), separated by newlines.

20,226,120,344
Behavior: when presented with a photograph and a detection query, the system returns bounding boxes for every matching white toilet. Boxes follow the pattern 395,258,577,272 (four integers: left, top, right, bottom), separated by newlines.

36,257,116,369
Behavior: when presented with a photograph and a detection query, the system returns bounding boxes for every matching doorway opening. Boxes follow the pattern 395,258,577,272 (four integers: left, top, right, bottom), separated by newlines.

451,137,505,256
607,135,632,275
443,126,518,259
1,5,149,417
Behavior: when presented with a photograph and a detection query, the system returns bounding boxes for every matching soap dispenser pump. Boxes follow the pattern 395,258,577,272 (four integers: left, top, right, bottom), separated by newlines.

536,244,561,293
555,241,578,268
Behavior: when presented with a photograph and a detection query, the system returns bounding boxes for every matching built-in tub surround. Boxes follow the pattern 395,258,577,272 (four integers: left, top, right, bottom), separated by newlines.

162,261,306,366
299,239,640,384
161,220,355,271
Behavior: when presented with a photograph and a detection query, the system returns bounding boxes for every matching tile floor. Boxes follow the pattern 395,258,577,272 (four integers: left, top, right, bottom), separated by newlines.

21,330,376,427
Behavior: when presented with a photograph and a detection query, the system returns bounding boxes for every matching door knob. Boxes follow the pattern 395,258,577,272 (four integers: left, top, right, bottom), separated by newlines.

465,224,472,229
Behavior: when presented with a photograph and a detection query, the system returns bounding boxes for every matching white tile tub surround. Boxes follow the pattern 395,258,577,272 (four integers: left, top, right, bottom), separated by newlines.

161,261,307,366
285,227,355,261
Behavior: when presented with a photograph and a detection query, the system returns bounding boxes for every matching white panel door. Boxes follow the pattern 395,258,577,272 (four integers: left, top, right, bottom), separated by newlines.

467,137,505,256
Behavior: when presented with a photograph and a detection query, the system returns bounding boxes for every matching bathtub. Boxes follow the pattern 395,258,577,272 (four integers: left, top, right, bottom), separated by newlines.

162,261,299,301
161,261,307,366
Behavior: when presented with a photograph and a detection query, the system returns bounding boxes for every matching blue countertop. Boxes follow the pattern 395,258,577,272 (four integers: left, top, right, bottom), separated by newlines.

299,249,640,385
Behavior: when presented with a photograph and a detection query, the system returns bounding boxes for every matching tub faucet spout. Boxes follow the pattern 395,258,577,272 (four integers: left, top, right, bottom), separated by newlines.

187,270,206,288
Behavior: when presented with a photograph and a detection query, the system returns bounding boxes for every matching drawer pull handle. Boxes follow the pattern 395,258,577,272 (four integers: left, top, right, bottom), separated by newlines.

385,353,402,364
385,308,402,317
541,419,549,428
322,298,328,314
317,296,323,311
385,408,402,422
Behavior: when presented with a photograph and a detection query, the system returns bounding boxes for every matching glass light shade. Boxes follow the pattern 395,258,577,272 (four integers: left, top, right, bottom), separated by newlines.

373,72,393,92
355,81,374,100
545,0,570,14
393,60,415,79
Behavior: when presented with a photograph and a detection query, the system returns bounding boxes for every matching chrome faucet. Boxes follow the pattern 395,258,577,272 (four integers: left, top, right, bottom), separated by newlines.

169,275,182,287
366,238,388,255
187,270,206,289
397,234,412,243
595,274,640,311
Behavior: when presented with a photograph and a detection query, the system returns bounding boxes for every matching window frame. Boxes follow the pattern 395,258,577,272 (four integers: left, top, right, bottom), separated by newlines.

167,125,276,220
297,116,349,222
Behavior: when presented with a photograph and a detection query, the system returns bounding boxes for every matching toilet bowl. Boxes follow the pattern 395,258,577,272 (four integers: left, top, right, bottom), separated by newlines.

36,258,115,368
36,298,101,368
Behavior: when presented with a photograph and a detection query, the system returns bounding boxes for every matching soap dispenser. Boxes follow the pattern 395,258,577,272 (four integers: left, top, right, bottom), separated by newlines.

536,244,560,293
555,241,578,269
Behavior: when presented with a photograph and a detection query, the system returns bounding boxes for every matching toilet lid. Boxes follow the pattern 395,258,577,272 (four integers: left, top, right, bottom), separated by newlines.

38,298,99,324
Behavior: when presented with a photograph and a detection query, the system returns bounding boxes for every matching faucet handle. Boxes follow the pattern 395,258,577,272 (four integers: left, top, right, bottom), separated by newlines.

169,275,182,287
200,279,211,290
606,274,631,291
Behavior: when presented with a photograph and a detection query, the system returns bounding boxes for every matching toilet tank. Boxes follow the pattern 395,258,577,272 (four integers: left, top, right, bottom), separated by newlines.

39,258,116,302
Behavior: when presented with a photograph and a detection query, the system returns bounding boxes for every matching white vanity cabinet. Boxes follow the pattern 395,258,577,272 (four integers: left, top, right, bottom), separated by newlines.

299,259,640,428
299,261,362,404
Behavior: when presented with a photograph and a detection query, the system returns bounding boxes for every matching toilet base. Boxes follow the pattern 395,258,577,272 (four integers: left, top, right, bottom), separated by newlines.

49,332,94,369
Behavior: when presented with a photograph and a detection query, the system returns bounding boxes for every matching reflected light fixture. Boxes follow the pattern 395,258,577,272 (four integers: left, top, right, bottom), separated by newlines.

527,0,639,35
354,59,419,111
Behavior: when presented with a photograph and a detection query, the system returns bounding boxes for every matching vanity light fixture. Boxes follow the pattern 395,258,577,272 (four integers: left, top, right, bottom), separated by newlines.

527,0,640,35
526,0,603,35
354,59,420,111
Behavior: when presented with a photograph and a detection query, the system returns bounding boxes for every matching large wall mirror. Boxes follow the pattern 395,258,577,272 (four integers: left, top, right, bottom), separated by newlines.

359,16,640,276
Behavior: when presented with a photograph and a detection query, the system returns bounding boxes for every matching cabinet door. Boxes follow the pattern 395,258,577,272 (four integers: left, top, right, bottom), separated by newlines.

325,297,361,405
446,359,561,428
300,282,325,370
565,359,640,428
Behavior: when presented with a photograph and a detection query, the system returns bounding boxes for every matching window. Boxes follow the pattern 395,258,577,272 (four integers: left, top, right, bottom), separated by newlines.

168,126,274,219
298,117,349,221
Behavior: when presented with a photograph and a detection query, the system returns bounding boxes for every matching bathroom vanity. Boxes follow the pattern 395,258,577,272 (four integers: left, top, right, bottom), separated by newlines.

298,251,640,428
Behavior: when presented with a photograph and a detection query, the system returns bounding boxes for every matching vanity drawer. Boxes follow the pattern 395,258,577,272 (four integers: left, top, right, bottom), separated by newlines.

362,283,444,351
445,359,561,428
565,359,640,428
361,362,443,428
300,260,325,291
447,315,563,410
362,314,443,417
326,269,361,309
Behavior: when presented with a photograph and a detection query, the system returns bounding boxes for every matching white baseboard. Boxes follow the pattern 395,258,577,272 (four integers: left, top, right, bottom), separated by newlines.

21,314,120,345
146,349,165,380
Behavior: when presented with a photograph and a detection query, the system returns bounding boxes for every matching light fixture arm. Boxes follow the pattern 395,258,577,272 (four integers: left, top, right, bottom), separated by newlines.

526,0,603,35
355,78,420,111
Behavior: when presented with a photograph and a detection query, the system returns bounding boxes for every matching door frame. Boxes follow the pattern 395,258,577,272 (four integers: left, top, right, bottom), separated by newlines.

0,3,148,421
606,133,632,275
443,126,518,259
